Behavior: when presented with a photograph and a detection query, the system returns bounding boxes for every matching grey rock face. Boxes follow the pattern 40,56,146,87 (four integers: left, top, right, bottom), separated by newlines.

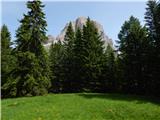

43,35,55,49
44,17,113,48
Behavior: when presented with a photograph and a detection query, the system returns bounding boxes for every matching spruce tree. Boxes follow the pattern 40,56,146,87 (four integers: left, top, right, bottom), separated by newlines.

73,28,84,92
117,16,148,94
1,25,12,85
1,25,16,97
62,22,75,92
100,45,116,92
6,0,51,97
49,41,65,92
145,0,160,96
82,17,104,92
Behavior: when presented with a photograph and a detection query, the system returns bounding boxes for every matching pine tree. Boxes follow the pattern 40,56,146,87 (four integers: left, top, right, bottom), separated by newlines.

100,45,116,92
1,25,16,97
1,25,12,85
117,16,148,94
82,17,104,92
145,0,160,43
49,41,65,92
72,28,84,92
62,22,75,92
5,0,51,97
145,0,160,96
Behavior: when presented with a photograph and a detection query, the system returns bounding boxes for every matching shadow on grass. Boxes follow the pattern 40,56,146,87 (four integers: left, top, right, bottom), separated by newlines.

77,93,160,106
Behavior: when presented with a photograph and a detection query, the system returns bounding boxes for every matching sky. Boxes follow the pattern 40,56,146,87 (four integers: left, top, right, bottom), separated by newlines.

1,0,147,45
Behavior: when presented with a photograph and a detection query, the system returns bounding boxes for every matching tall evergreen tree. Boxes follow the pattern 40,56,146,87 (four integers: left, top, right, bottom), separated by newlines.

72,28,84,92
5,0,51,97
82,17,104,92
62,22,75,92
117,16,148,94
49,41,65,92
1,25,16,97
100,45,116,92
145,0,160,96
145,0,160,43
1,25,12,85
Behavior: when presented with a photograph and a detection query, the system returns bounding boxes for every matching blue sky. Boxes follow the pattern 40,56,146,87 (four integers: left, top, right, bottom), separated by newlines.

2,1,147,45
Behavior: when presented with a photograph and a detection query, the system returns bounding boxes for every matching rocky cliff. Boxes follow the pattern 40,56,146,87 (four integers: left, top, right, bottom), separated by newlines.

43,17,113,48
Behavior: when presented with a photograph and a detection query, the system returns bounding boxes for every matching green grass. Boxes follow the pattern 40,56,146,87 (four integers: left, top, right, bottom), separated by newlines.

2,93,160,120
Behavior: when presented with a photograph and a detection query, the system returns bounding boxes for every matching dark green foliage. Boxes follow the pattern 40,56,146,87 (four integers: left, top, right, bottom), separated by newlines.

49,41,65,92
4,0,51,97
61,22,76,92
114,0,160,97
49,22,76,93
1,25,17,97
1,25,11,50
4,52,50,97
72,28,84,92
82,17,104,92
117,16,149,94
1,25,12,85
50,18,106,93
145,0,160,43
100,45,116,93
144,0,160,96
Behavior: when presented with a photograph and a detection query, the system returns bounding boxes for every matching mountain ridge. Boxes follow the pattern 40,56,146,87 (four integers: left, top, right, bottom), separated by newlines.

44,17,113,48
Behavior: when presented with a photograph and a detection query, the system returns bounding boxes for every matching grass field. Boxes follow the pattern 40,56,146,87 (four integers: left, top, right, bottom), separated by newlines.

1,93,160,120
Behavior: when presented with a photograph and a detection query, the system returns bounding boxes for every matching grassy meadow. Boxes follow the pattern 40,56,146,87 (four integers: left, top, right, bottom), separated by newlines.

2,93,160,120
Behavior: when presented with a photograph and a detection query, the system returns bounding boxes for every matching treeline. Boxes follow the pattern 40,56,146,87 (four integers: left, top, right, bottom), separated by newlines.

1,0,160,98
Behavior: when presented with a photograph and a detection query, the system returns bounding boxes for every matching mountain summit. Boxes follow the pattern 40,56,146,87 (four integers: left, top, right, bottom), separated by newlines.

44,17,113,48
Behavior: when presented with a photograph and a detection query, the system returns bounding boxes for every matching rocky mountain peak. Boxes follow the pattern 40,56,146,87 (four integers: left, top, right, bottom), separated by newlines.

75,16,87,29
44,17,113,48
